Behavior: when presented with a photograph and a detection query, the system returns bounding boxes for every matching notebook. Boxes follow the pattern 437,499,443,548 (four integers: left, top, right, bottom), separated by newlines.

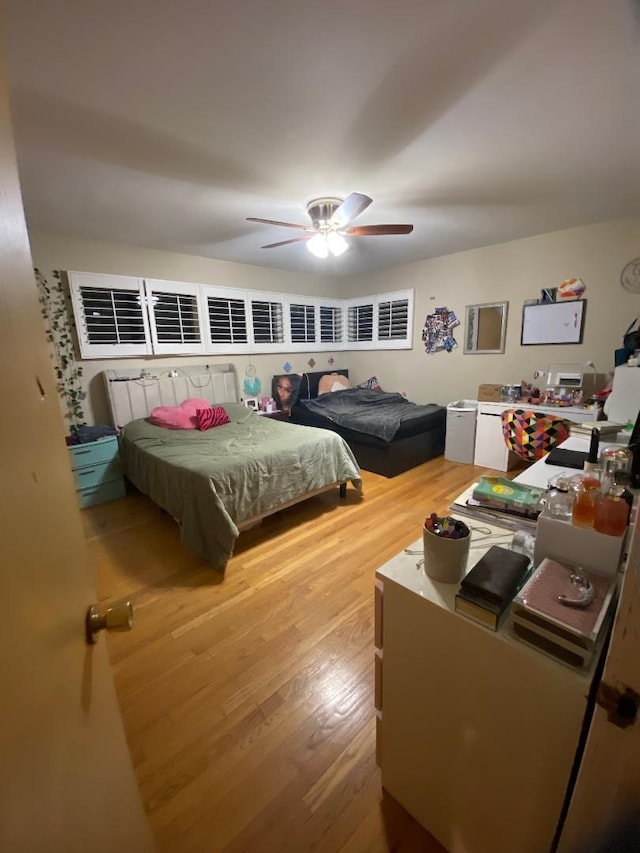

544,448,589,469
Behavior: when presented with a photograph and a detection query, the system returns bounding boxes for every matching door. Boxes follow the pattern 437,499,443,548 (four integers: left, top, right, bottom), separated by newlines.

557,512,640,851
0,22,154,853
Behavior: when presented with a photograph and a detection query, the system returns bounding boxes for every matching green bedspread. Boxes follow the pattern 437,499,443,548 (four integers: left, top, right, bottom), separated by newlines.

119,403,362,571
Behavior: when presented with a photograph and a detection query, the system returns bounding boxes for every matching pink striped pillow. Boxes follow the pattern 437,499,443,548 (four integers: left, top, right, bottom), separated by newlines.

196,406,230,431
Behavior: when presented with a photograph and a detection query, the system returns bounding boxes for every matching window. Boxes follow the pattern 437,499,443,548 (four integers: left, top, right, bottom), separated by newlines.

290,303,316,343
348,303,374,342
251,299,284,345
69,272,151,358
207,296,248,345
378,297,409,340
68,270,413,357
152,293,199,344
145,279,205,355
319,303,343,344
346,290,413,350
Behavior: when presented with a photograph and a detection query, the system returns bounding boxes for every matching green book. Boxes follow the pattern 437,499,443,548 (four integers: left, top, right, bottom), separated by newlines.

471,477,544,519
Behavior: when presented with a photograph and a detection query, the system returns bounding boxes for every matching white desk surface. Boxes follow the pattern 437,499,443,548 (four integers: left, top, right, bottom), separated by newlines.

515,436,623,489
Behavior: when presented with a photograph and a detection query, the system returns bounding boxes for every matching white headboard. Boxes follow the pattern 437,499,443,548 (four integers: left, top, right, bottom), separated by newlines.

103,363,238,427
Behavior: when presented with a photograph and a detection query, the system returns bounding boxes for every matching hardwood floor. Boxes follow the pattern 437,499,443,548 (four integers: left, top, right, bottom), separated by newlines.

84,456,501,852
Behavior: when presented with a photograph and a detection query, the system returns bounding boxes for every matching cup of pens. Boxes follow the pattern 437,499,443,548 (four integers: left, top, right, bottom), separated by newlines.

423,513,471,583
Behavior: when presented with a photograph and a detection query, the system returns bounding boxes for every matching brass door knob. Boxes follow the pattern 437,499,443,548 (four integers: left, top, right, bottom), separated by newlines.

86,601,134,644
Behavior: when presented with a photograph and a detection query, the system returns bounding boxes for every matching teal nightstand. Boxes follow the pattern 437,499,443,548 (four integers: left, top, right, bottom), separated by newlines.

68,435,126,508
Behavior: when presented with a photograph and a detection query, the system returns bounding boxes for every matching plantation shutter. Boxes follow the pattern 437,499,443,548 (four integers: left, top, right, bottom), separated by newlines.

251,299,284,345
290,303,316,344
68,272,152,358
348,303,374,342
207,296,248,345
319,304,343,343
378,298,409,340
145,280,205,355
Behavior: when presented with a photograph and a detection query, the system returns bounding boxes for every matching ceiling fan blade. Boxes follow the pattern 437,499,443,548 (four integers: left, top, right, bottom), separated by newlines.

261,236,313,249
329,192,373,229
247,217,314,231
345,224,414,236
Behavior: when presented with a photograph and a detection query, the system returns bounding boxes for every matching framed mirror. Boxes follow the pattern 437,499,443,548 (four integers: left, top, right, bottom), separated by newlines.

464,301,508,354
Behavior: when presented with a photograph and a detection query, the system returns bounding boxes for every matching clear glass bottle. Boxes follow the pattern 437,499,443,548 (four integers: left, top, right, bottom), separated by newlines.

546,477,574,521
511,530,535,560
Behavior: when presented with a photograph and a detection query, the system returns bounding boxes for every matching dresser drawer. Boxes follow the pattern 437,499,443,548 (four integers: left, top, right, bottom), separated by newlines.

77,478,126,509
68,435,119,470
72,458,122,490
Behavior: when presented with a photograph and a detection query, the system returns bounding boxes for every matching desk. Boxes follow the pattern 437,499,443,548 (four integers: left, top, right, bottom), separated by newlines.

516,436,622,489
474,402,599,471
376,524,600,853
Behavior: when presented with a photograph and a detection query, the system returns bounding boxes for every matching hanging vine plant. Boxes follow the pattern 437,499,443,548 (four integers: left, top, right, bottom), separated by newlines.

35,268,86,431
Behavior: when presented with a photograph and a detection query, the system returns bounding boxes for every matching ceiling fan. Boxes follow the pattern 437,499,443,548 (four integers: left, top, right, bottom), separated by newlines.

247,193,413,258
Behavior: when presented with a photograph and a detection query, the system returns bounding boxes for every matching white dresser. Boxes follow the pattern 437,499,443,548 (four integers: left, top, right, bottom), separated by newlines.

375,525,600,853
473,402,599,471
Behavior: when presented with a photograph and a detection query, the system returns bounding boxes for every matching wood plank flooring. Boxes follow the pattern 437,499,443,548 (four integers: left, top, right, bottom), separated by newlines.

84,456,506,852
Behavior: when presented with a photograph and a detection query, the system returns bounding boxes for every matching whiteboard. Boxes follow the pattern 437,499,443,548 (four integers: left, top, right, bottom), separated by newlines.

521,299,586,345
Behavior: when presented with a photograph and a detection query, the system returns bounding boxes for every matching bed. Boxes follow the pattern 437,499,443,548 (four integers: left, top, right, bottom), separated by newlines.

287,370,446,478
104,364,362,571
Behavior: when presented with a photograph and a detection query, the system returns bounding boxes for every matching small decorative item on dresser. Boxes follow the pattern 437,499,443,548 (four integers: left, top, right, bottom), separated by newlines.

510,557,617,669
423,514,470,583
67,435,125,508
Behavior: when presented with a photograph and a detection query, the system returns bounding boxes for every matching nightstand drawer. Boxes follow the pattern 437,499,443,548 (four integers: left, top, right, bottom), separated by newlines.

77,479,126,509
72,458,122,490
68,435,119,470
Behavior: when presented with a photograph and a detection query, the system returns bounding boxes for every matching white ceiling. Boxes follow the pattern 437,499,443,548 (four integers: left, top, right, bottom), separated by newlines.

5,0,640,276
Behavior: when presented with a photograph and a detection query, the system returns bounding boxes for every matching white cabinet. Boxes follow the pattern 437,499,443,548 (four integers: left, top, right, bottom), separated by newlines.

604,365,640,424
375,533,601,853
445,401,478,464
473,402,599,471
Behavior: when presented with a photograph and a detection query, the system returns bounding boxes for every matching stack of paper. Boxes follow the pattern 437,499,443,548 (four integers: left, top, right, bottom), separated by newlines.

569,421,622,438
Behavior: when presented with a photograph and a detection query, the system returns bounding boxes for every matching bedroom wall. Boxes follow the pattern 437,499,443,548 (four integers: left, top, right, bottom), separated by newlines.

29,218,640,424
343,218,640,406
28,231,342,425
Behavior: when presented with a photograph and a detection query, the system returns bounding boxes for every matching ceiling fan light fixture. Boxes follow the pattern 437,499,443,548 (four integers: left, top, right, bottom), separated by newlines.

307,233,330,259
250,192,412,255
307,230,350,259
327,231,349,257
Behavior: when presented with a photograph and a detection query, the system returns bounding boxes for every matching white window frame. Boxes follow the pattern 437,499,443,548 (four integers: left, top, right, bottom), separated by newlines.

246,291,286,353
318,298,345,347
68,271,152,359
203,285,252,355
376,289,413,350
144,279,207,356
345,289,413,351
284,294,318,351
68,271,413,357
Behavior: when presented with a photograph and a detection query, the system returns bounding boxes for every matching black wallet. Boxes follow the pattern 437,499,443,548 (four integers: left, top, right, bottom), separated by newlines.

544,448,590,469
